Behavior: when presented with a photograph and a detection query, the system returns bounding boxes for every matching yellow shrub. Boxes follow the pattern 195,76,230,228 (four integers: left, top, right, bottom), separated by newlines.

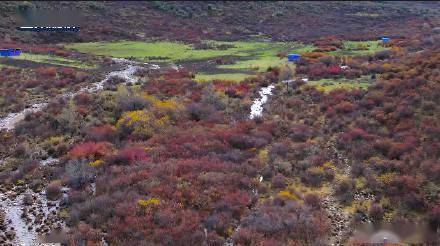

323,161,334,169
356,43,369,50
156,99,178,109
140,92,161,105
379,172,396,185
278,190,299,200
48,135,65,145
258,148,268,163
117,109,170,137
138,198,161,207
90,159,104,167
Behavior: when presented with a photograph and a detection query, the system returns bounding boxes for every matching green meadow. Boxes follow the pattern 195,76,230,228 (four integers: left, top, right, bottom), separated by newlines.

67,40,314,81
10,53,96,69
305,76,373,92
330,40,388,56
195,72,256,82
66,39,387,82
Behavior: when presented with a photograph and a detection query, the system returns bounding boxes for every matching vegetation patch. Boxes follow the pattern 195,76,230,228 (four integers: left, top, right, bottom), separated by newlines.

305,77,373,92
330,40,389,56
67,40,314,81
9,53,95,69
195,72,256,82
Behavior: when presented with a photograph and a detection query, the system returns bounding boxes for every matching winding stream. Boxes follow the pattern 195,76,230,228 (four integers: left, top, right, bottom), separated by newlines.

0,188,62,245
0,58,154,131
249,84,275,119
0,58,159,245
0,103,48,131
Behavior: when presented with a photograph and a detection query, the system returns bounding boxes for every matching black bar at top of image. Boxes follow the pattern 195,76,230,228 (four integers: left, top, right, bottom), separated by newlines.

16,27,80,33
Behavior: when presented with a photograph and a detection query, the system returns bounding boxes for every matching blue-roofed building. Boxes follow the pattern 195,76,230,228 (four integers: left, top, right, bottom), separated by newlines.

0,48,21,57
0,49,13,56
381,37,390,42
288,53,301,61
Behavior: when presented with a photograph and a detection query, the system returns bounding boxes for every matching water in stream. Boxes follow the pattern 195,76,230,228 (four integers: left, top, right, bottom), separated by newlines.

0,188,62,245
0,103,48,131
0,58,156,131
249,84,275,119
0,58,160,245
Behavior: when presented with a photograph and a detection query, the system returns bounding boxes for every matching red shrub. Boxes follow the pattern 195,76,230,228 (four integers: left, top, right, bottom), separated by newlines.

328,64,342,74
36,66,57,77
271,174,287,189
335,101,355,113
54,50,70,57
74,92,92,106
118,147,148,164
59,67,76,78
87,124,117,142
24,80,40,88
54,78,70,88
68,141,113,159
340,127,375,143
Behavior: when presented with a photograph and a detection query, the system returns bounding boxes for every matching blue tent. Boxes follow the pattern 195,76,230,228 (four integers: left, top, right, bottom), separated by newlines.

0,48,21,57
381,37,390,42
288,53,301,61
0,49,13,56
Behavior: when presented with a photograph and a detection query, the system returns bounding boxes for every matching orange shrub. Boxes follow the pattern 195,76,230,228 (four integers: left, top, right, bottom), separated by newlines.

68,141,113,159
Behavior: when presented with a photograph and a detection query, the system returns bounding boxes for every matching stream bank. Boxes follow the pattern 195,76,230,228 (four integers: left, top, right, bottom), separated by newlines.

0,58,160,245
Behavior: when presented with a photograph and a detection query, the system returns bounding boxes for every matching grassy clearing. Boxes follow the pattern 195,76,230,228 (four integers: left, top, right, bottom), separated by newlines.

305,76,373,92
67,40,314,81
219,55,287,72
330,40,388,56
292,179,332,196
66,39,384,82
67,41,237,62
67,40,313,62
195,72,256,82
10,53,95,69
347,12,381,17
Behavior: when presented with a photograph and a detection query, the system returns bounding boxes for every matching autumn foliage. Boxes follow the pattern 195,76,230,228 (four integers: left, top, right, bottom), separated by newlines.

68,141,113,159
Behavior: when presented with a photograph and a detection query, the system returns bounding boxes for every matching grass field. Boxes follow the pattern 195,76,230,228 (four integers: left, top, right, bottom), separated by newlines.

305,76,373,92
10,53,95,69
330,40,388,56
67,39,386,82
67,40,314,81
67,40,313,63
195,72,256,82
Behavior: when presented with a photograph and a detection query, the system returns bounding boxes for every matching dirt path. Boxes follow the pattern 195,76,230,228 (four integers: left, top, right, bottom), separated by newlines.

247,81,354,245
322,140,353,245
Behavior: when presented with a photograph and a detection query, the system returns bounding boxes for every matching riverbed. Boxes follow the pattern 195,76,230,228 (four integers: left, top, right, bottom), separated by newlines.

249,84,275,119
0,58,160,244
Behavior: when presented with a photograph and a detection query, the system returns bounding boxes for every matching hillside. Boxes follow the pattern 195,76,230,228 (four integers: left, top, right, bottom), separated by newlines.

1,1,439,43
0,1,439,245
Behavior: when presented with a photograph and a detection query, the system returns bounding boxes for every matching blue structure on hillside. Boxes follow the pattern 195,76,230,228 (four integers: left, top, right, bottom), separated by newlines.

288,53,301,61
381,37,390,43
0,48,21,57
